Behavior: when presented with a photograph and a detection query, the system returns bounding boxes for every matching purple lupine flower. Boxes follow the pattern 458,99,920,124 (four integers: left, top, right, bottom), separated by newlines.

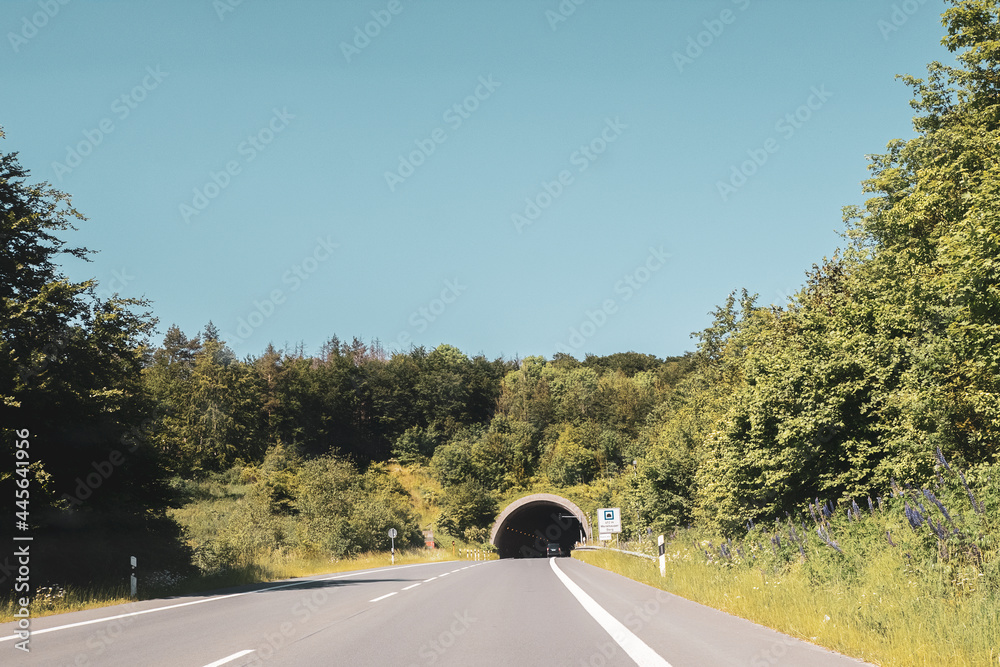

867,497,875,514
957,467,984,514
886,531,896,547
922,489,955,527
935,447,951,471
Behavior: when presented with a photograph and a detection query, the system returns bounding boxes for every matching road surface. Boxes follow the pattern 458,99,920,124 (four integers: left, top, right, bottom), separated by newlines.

2,557,870,666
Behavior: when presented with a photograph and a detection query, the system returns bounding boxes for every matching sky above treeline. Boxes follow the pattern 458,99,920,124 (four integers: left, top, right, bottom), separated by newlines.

1,0,956,360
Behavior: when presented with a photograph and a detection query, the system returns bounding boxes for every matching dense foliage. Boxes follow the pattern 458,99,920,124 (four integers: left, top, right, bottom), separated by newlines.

2,2,998,602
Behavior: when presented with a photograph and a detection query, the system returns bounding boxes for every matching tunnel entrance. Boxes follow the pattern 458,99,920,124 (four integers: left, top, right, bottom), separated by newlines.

490,494,591,559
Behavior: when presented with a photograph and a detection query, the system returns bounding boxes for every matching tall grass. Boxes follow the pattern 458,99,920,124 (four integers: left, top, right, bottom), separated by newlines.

576,456,1000,667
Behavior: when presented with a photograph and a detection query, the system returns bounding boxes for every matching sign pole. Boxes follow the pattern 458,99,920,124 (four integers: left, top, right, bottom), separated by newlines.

388,528,397,565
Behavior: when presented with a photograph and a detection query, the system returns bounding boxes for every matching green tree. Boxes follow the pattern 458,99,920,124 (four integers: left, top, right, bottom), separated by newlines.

0,129,189,585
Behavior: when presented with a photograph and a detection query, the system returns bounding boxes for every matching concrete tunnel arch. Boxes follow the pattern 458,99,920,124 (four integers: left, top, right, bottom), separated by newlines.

490,493,592,558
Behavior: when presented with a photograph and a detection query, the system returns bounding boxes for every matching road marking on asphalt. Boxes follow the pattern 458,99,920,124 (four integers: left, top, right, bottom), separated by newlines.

549,558,672,667
370,592,398,602
423,576,438,582
202,649,255,667
402,583,421,590
0,562,443,643
439,572,450,577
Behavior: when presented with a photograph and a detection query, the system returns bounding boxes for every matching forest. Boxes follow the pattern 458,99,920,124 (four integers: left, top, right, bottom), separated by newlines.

2,1,999,625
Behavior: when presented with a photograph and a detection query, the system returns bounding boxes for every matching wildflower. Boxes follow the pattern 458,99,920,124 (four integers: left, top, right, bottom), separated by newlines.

886,531,896,547
904,501,924,529
922,489,955,528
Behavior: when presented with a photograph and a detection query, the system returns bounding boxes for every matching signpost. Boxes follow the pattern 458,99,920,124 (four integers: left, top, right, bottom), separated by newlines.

597,507,621,548
597,508,621,534
388,528,397,565
658,534,666,577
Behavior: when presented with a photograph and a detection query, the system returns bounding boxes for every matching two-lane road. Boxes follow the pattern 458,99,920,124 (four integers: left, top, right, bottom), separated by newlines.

2,557,869,666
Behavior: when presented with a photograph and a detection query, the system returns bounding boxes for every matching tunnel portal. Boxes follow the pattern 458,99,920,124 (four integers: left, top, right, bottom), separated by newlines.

490,494,591,559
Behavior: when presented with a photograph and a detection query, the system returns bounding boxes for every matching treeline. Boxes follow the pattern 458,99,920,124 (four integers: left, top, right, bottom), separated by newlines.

3,0,999,588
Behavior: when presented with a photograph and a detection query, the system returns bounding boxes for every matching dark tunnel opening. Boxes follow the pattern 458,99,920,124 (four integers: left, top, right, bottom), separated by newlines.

493,501,585,559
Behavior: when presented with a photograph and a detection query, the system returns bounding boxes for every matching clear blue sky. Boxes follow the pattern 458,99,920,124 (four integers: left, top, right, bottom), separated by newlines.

1,0,956,360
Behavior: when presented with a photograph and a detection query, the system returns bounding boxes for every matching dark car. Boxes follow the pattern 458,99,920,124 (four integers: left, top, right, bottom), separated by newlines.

546,542,561,557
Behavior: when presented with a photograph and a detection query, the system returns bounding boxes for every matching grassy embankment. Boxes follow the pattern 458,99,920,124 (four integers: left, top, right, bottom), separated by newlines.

575,467,1000,667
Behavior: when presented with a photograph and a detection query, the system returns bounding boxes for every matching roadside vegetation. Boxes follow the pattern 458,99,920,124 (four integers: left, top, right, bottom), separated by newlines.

577,450,1000,666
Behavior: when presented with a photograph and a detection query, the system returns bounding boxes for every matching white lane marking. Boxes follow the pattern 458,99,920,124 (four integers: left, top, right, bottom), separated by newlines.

402,583,421,590
202,649,255,667
370,592,398,602
439,572,450,577
423,577,438,582
550,558,672,667
0,562,443,643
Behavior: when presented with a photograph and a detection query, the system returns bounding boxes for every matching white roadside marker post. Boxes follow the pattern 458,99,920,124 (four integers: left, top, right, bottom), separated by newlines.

130,556,137,597
658,535,665,577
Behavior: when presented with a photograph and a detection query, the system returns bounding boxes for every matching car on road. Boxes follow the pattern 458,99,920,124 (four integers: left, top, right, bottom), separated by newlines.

546,542,561,557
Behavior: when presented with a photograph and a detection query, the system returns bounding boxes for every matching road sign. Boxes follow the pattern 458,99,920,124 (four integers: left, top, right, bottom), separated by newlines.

388,528,397,538
599,533,612,542
388,528,397,564
597,507,621,534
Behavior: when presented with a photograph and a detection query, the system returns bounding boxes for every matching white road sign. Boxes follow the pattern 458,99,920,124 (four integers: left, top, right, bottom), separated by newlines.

388,528,397,538
597,507,621,534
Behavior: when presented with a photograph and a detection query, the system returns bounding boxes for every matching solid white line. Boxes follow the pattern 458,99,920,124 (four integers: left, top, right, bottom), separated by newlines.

402,583,421,590
202,649,255,667
0,562,441,643
369,592,397,602
549,558,672,667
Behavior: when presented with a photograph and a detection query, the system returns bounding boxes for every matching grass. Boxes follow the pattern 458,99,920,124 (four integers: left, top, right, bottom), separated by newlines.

575,520,1000,666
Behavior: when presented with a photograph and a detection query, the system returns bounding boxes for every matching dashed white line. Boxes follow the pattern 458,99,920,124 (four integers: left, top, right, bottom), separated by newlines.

202,649,255,667
402,583,421,590
370,592,398,603
423,576,438,582
0,562,441,643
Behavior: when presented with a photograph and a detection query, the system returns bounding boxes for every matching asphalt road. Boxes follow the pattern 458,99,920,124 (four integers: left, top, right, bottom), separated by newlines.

2,557,871,666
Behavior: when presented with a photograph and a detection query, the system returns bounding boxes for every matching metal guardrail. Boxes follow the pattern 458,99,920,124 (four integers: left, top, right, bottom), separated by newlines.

576,543,656,561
